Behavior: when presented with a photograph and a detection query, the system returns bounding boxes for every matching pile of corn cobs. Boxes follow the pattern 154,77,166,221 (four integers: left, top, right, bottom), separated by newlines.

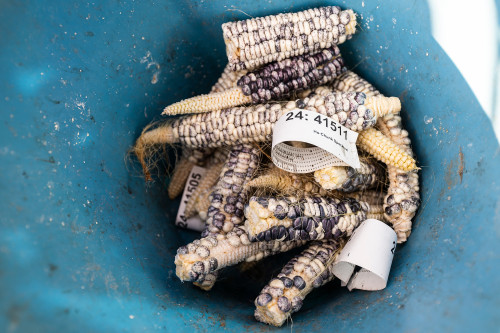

133,6,420,327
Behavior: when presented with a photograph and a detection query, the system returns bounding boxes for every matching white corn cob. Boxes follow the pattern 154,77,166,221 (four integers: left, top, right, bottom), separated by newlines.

254,239,343,326
244,196,368,241
222,6,357,71
203,144,261,236
175,226,306,284
333,70,420,242
313,158,385,192
162,47,346,115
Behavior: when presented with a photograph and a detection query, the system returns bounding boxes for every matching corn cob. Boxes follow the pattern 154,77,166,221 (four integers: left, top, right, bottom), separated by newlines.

333,71,420,242
167,148,213,198
196,188,213,221
254,239,343,326
378,114,420,243
184,162,224,218
145,92,400,149
162,47,346,115
222,6,357,71
246,165,329,196
203,144,261,235
210,63,248,93
347,189,384,206
183,149,228,218
244,196,368,242
314,158,385,192
333,70,381,97
175,226,306,284
357,128,417,171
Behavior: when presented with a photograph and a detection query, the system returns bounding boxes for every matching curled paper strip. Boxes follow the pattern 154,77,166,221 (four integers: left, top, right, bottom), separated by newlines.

332,219,397,291
271,109,360,173
175,165,207,232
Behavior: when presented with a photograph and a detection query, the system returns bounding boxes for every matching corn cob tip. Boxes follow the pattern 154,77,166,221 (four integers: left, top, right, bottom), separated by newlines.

162,88,252,116
345,9,357,35
358,128,417,171
365,96,401,117
314,167,348,190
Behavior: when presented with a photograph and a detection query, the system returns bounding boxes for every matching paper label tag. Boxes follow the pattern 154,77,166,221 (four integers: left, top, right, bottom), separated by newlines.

174,165,207,232
271,109,360,173
332,219,397,291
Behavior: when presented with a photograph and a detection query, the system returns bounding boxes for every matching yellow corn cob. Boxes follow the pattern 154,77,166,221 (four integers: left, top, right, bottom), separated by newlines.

357,128,417,171
168,158,194,199
222,7,357,71
167,148,214,198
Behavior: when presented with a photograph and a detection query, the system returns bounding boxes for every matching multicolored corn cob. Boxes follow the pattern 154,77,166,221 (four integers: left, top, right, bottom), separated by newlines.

203,144,261,235
254,239,343,326
162,47,346,115
244,196,368,241
333,71,420,242
378,114,420,243
222,6,357,71
142,92,400,149
313,158,385,192
175,226,306,284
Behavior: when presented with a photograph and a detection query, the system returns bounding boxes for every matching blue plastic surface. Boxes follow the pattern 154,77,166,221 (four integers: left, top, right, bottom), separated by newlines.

1,1,499,332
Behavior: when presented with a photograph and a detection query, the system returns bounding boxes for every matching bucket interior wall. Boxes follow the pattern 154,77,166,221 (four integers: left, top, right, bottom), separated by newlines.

1,0,499,332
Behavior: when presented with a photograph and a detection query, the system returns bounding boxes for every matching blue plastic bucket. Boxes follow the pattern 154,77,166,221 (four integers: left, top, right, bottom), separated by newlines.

1,1,499,332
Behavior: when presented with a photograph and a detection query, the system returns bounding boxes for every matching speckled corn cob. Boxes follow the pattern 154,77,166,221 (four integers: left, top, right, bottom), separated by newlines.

333,71,420,241
163,48,346,115
254,239,343,326
357,128,417,171
378,114,420,243
244,196,368,241
222,6,357,71
210,63,248,93
155,92,399,148
203,144,261,235
246,165,329,196
313,158,385,192
175,226,306,284
333,70,381,97
167,148,213,198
